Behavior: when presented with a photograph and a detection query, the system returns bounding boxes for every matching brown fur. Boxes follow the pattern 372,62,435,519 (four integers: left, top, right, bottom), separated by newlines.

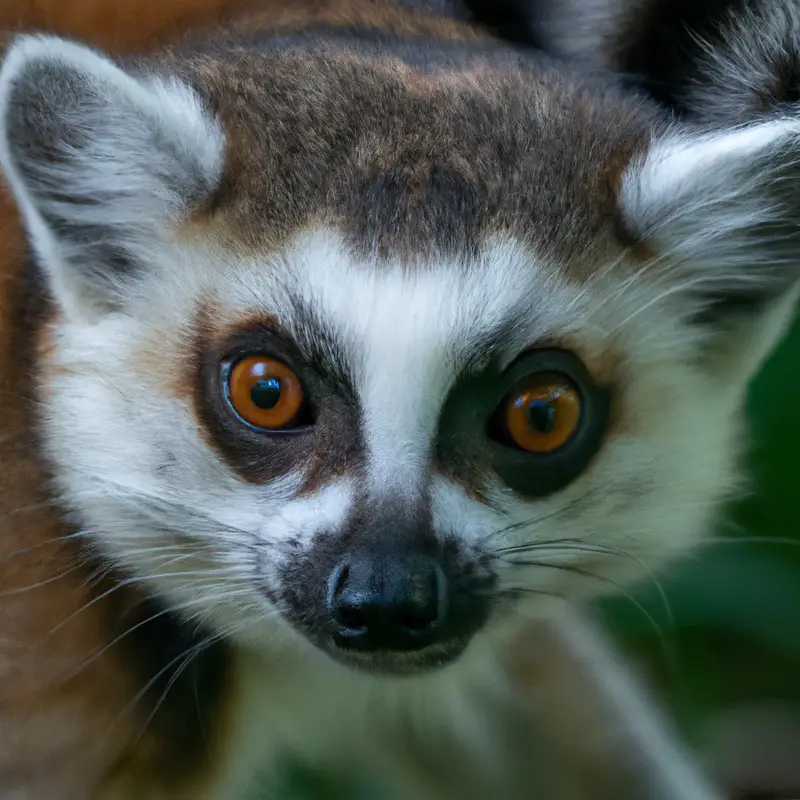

0,3,251,797
0,0,252,52
178,39,651,271
0,235,234,789
0,212,168,793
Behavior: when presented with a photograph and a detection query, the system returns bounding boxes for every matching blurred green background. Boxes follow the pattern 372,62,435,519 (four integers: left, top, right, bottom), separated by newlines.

279,316,800,800
601,314,800,798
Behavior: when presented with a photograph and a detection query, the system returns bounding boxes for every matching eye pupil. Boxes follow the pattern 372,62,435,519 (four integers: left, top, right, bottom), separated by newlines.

250,378,282,410
527,399,556,434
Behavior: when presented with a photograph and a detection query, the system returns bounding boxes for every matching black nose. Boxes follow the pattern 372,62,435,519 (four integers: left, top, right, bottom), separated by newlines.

327,554,447,652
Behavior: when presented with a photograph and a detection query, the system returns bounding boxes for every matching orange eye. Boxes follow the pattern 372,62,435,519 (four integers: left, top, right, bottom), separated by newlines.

226,356,304,430
503,374,582,453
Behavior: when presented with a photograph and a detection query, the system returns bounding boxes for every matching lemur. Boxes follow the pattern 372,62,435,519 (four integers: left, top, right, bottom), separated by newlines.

0,0,796,796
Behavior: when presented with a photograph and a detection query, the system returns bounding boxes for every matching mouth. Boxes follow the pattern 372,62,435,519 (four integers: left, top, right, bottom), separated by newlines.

322,638,471,677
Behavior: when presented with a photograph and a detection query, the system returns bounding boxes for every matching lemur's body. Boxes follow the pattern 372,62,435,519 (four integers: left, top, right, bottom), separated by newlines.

0,1,796,797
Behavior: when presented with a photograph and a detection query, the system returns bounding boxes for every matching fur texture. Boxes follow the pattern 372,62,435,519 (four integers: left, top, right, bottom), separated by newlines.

0,0,797,797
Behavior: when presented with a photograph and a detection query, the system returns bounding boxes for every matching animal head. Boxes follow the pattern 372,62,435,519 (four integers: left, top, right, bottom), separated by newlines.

0,22,796,677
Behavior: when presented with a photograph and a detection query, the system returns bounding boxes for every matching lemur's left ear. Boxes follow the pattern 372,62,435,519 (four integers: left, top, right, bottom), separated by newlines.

619,118,800,385
0,35,224,320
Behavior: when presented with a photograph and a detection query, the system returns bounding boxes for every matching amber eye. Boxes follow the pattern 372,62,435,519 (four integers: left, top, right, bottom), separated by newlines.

226,356,304,430
503,373,582,453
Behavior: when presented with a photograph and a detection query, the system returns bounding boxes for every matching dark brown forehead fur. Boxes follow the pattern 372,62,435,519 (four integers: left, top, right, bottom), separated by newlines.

143,0,666,271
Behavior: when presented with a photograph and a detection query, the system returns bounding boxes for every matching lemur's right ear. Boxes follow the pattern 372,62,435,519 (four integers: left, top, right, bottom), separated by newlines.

0,35,224,320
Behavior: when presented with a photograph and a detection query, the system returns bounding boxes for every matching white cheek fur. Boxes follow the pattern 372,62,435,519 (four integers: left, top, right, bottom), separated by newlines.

433,354,739,603
31,225,762,800
38,230,751,654
39,311,355,638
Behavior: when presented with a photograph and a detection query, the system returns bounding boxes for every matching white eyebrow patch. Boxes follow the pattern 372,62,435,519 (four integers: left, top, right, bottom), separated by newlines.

278,231,555,497
259,480,355,547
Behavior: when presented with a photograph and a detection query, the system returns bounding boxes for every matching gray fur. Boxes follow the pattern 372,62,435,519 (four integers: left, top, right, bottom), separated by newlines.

682,1,800,124
0,37,224,315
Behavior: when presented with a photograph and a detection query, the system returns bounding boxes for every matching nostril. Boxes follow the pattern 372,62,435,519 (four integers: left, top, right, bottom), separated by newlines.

398,606,437,633
335,605,369,632
329,561,350,597
326,562,367,633
398,562,446,635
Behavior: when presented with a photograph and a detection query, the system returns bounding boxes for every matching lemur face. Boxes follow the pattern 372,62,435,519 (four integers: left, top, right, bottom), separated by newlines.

1,30,797,676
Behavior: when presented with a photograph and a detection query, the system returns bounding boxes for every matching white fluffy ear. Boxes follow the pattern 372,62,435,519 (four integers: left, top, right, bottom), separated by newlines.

0,35,224,318
620,118,800,385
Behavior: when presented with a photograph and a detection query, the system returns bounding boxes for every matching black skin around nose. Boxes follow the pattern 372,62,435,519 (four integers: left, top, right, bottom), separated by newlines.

327,554,448,652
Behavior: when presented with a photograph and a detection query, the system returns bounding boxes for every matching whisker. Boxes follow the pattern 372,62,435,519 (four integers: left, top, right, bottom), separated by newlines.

484,491,594,542
81,475,263,543
134,637,212,745
45,550,219,636
58,605,185,683
0,529,92,564
493,539,615,556
126,612,252,743
493,540,675,631
46,577,158,636
0,497,64,519
609,274,724,333
0,562,87,598
110,633,222,740
496,587,566,602
56,585,257,683
565,247,638,313
501,557,676,672
696,534,800,549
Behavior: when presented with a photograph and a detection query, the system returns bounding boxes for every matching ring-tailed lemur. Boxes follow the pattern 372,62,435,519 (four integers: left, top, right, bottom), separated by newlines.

0,0,796,796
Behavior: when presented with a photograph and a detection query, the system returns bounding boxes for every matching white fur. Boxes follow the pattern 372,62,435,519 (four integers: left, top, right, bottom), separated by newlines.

31,215,776,793
283,234,538,495
41,223,752,638
29,222,756,797
681,0,800,125
622,120,800,238
621,120,800,384
0,35,224,320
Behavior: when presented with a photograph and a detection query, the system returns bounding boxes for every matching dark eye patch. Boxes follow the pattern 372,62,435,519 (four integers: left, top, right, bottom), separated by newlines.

436,348,611,498
190,314,364,488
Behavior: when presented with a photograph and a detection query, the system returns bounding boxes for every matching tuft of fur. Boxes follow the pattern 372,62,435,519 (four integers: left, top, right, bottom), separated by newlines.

621,119,800,317
520,0,800,121
0,36,224,318
681,1,800,124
